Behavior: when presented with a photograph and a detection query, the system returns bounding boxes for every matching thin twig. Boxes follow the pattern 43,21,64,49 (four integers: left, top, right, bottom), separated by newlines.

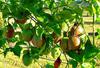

63,53,69,68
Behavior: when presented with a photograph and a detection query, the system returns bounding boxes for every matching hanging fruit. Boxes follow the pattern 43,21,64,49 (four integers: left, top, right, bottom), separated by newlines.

70,23,84,36
54,56,62,68
31,36,45,48
68,36,80,50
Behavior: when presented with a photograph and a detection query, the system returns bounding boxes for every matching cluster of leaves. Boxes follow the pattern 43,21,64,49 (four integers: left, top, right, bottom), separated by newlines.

0,0,100,67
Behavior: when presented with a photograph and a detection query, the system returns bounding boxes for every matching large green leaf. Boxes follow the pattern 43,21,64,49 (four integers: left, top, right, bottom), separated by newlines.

46,63,54,68
51,24,61,35
22,52,33,66
12,43,22,57
0,38,6,48
31,47,40,59
69,59,78,68
83,39,99,61
67,50,84,62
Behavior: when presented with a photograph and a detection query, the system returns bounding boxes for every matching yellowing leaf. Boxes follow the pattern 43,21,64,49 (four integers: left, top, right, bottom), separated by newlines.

61,22,68,32
92,4,96,14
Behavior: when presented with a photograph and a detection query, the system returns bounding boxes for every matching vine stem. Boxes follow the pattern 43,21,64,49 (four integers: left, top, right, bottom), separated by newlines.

93,13,96,45
63,53,69,68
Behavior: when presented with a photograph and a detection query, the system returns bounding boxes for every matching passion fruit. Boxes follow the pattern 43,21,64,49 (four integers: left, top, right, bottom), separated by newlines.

31,37,45,48
70,23,84,36
68,36,80,50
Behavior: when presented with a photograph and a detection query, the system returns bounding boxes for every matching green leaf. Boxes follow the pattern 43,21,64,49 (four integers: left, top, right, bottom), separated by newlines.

0,38,6,47
82,62,93,68
92,4,96,14
13,22,18,29
83,39,99,61
46,63,54,68
96,18,100,22
97,28,100,34
14,41,26,47
67,50,83,62
21,29,33,41
69,59,78,68
0,30,3,36
61,22,68,32
2,5,10,18
12,43,22,57
96,28,100,39
22,52,33,66
52,24,61,35
51,48,57,58
3,48,10,57
96,53,100,60
31,47,40,59
36,27,44,39
8,37,18,42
